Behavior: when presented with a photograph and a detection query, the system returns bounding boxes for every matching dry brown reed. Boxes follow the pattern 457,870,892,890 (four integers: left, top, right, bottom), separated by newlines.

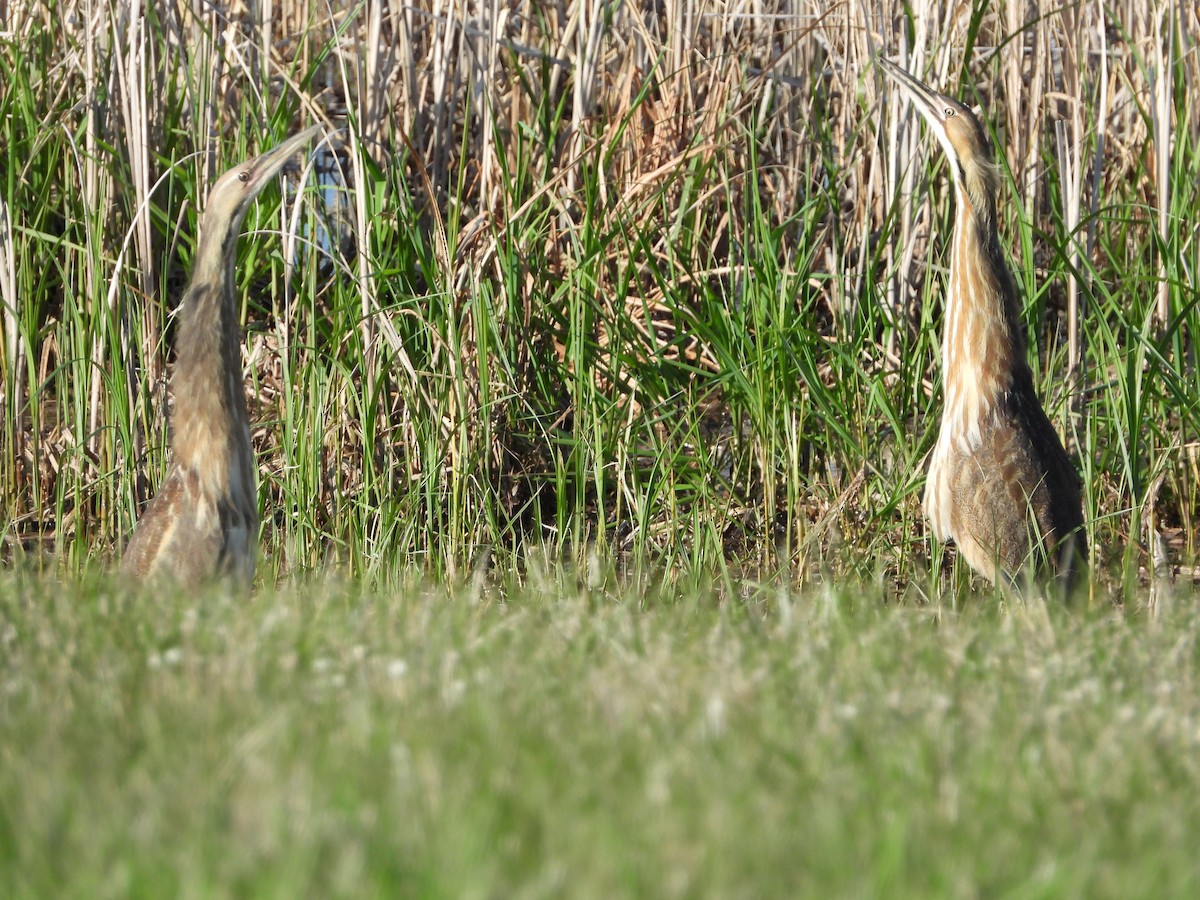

1,0,1197,578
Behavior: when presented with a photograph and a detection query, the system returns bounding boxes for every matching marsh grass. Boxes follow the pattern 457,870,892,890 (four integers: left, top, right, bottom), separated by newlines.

1,2,1199,592
7,6,1200,892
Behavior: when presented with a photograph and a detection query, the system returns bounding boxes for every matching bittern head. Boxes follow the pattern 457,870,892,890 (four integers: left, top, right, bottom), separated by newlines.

201,125,324,242
876,57,1000,212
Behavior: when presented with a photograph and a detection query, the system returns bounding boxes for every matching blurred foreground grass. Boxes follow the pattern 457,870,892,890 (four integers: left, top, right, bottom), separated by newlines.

2,567,1198,897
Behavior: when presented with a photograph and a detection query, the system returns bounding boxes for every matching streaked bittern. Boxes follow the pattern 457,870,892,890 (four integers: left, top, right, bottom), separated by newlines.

121,125,322,588
877,57,1086,590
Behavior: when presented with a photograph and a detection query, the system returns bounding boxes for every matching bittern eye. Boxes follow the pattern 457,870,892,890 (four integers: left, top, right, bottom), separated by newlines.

944,107,956,117
237,171,250,183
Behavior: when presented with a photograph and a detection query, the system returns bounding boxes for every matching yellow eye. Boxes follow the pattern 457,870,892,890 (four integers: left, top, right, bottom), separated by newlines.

944,107,956,118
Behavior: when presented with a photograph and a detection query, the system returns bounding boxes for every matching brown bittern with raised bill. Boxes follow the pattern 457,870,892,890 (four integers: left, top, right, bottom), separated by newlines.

122,125,322,588
876,57,1086,589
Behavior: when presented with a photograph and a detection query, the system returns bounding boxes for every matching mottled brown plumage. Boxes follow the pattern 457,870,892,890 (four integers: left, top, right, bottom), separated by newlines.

877,57,1086,590
122,126,322,588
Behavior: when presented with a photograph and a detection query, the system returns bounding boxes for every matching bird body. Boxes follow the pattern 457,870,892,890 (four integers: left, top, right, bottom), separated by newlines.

877,58,1086,589
122,125,321,588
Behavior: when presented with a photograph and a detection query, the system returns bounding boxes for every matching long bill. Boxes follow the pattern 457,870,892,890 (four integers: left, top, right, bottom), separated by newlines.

245,124,325,194
875,57,952,131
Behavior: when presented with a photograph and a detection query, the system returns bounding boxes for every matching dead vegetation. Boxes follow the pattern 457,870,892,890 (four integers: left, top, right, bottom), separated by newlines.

1,2,1197,583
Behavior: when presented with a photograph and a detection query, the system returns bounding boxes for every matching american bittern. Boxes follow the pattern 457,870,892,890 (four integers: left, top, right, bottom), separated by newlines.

877,57,1086,589
122,125,322,587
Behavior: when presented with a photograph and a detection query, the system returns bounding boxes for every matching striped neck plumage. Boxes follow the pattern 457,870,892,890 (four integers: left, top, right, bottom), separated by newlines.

940,177,1027,439
169,218,252,488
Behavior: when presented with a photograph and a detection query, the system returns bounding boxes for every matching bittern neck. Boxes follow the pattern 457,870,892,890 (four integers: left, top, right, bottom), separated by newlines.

170,222,252,491
942,184,1027,425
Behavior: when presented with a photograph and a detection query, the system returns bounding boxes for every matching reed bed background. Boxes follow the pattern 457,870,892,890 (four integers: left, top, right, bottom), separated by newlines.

8,4,1200,893
2,0,1198,591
